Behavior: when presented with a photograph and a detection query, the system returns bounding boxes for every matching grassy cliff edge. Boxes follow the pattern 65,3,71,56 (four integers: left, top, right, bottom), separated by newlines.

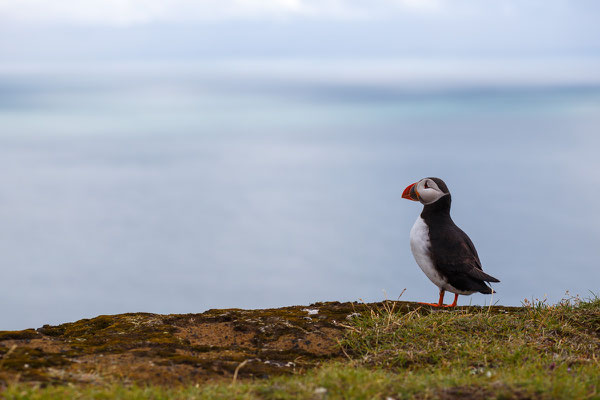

0,297,598,399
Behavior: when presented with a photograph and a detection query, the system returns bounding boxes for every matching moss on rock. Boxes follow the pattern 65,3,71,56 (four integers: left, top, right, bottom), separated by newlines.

0,301,521,386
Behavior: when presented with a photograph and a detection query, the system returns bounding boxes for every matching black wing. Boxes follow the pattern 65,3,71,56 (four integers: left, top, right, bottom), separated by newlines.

428,223,500,294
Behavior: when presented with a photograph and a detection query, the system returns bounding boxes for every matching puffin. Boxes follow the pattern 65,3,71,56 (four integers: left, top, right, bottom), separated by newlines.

402,177,499,307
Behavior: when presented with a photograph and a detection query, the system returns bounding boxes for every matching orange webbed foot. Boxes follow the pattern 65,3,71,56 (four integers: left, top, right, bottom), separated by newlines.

418,290,446,307
441,294,459,308
418,302,443,307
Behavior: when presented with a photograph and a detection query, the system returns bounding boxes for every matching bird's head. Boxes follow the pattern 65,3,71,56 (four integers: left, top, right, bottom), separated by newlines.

402,177,450,205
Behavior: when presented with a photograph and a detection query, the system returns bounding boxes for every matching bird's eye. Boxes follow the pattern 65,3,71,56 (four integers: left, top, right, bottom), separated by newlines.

424,181,430,189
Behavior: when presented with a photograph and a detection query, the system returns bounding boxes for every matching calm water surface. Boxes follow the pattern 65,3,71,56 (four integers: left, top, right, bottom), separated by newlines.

1,63,599,330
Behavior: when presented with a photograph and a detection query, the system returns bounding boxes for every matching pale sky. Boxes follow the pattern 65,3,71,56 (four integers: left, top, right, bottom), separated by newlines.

0,0,515,25
0,0,598,62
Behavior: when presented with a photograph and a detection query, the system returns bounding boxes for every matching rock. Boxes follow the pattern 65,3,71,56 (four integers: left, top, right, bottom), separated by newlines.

0,301,515,386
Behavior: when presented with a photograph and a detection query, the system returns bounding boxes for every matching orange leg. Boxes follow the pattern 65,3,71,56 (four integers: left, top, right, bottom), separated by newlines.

443,293,459,308
419,289,445,307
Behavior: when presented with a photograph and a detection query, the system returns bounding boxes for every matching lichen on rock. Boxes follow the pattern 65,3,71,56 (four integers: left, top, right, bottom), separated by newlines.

0,301,516,386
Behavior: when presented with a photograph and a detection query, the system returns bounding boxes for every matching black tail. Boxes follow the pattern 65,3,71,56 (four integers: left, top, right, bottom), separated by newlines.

469,268,500,283
478,284,496,295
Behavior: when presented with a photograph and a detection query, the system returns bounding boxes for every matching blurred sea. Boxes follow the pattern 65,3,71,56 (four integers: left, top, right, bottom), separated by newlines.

1,60,600,330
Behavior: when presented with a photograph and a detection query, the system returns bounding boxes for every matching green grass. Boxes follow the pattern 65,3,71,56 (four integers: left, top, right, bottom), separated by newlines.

341,295,599,370
2,296,599,399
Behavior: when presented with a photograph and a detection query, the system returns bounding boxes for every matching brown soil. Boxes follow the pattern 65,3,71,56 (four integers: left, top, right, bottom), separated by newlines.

416,384,543,400
0,301,515,387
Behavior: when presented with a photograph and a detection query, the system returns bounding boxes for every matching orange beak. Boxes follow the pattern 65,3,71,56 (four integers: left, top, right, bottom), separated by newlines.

402,182,419,201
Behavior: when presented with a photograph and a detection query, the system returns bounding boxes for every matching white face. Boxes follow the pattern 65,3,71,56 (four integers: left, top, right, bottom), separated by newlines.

415,178,447,205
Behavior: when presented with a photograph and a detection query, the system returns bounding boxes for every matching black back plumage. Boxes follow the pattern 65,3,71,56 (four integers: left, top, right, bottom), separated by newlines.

420,187,500,294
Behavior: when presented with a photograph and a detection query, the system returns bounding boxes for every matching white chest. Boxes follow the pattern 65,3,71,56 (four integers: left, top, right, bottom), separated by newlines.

409,217,447,289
